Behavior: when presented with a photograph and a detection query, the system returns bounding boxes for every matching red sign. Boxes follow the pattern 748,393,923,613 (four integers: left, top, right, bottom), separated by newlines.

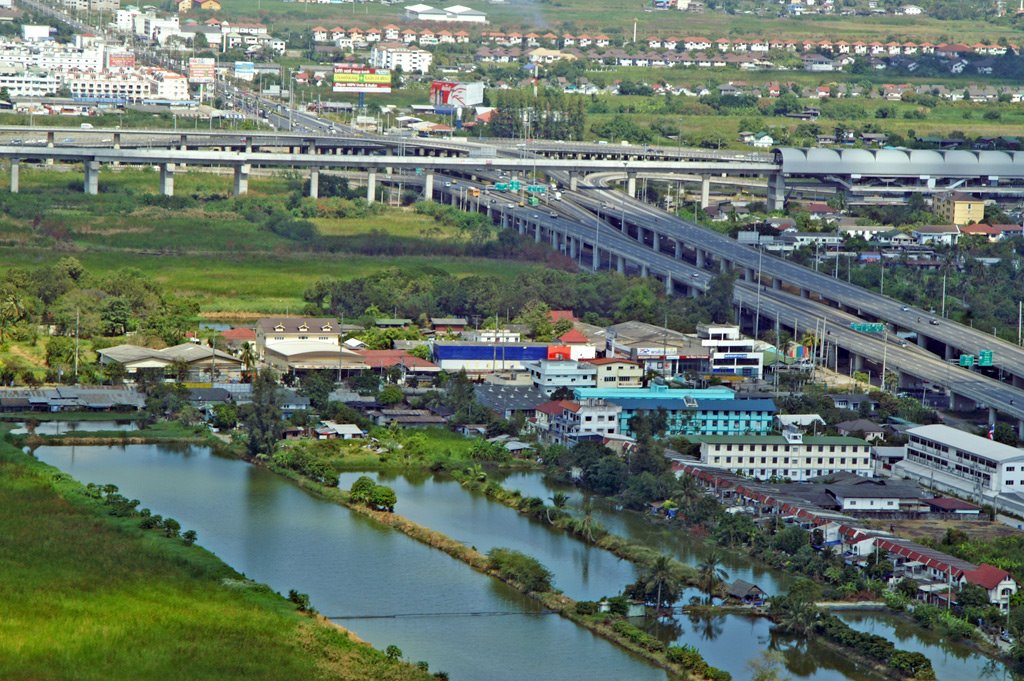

107,52,136,68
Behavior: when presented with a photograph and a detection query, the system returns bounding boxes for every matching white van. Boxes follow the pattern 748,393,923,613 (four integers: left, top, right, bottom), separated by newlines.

80,123,94,129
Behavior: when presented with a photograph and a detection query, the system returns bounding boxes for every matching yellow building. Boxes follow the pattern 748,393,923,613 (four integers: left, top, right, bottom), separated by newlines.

933,191,985,226
178,0,221,12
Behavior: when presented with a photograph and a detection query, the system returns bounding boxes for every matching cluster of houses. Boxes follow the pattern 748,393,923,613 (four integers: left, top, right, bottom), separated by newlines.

675,459,1019,611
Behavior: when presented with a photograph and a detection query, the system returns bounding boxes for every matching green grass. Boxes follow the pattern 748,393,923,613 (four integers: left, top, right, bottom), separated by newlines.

0,167,543,314
0,432,431,681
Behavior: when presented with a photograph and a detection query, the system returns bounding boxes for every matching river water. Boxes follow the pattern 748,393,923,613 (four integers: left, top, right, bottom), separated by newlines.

31,444,667,681
10,419,139,435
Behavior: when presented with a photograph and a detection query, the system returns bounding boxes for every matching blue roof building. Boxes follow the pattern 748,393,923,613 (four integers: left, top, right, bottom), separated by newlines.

574,384,776,437
432,342,552,374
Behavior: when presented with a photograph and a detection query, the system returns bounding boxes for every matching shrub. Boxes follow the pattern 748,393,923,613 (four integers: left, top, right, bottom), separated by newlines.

487,548,553,592
575,600,599,616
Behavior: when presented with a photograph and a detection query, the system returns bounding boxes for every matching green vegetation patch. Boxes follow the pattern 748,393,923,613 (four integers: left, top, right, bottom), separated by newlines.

0,435,429,681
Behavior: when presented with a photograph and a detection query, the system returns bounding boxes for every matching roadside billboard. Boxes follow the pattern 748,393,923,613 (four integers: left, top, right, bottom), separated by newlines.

430,80,484,109
332,65,392,94
234,61,255,81
188,57,216,84
106,52,136,69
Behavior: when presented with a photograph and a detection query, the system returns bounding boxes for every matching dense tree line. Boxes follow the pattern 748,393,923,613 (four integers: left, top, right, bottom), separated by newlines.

303,267,734,333
485,90,586,141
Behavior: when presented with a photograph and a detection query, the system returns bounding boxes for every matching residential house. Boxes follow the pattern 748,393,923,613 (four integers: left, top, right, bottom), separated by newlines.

581,357,644,388
525,359,597,396
933,191,985,226
695,428,873,481
912,224,960,246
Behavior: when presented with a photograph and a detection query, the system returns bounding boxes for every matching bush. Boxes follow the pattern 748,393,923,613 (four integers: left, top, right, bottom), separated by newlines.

575,600,599,616
487,548,553,592
611,620,664,652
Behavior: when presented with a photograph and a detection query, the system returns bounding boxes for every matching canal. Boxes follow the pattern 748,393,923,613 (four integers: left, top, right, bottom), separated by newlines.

32,443,668,681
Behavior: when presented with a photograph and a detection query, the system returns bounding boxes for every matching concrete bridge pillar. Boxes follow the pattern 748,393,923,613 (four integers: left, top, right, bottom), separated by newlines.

944,344,955,361
569,173,578,191
772,278,781,290
696,248,705,268
720,258,728,273
767,172,786,212
308,168,319,199
551,228,558,250
800,288,810,299
46,131,54,165
179,135,188,169
626,172,637,198
1019,419,1024,441
159,163,175,197
112,133,121,150
534,222,541,242
592,247,600,271
233,163,250,195
700,175,711,210
568,237,576,260
616,255,625,274
244,137,253,154
675,240,684,259
83,160,99,195
423,172,434,201
640,263,648,278
989,408,997,426
665,274,673,295
852,354,863,372
366,170,377,203
9,159,18,193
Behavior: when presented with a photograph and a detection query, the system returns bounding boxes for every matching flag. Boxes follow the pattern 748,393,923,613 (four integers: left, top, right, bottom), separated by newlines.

988,424,995,440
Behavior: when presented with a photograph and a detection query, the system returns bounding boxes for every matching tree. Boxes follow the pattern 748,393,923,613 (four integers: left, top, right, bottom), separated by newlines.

378,384,404,406
101,296,133,336
211,403,238,430
369,484,397,512
299,369,336,412
350,475,376,503
546,492,569,524
244,369,282,457
629,554,686,611
182,529,197,546
696,552,729,603
238,342,258,383
163,517,181,538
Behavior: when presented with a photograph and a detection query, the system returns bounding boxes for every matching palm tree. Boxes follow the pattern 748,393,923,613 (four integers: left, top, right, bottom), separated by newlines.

696,552,729,604
578,497,596,542
640,554,683,612
546,492,569,524
239,342,257,383
0,288,25,343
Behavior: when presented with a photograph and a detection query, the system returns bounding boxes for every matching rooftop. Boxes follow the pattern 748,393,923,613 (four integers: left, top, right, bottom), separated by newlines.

909,424,1024,463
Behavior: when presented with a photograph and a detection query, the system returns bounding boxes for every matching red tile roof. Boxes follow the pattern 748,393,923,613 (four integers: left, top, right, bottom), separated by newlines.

221,327,256,341
535,400,580,416
558,329,589,344
548,310,576,322
925,497,980,511
357,349,437,370
964,564,1012,590
582,357,639,366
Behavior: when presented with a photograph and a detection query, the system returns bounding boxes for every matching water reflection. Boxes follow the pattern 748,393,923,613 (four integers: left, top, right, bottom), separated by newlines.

11,419,140,435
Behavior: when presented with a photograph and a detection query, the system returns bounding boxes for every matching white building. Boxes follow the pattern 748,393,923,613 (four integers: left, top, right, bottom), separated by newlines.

698,323,763,380
149,69,189,100
534,399,620,445
405,3,487,22
256,317,341,358
524,359,597,397
463,328,520,343
898,424,1024,497
370,43,433,73
22,25,53,42
696,428,873,481
0,64,61,97
581,357,644,388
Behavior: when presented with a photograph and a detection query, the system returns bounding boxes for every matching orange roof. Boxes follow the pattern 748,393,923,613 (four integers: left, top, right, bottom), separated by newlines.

535,400,580,416
357,349,437,370
548,310,576,322
582,357,639,366
221,327,256,341
558,329,589,344
964,564,1013,590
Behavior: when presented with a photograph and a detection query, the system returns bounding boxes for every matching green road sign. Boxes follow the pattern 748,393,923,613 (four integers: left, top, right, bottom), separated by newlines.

959,354,975,367
526,184,547,194
494,182,509,190
979,350,994,367
509,180,521,190
849,323,886,333
527,196,540,206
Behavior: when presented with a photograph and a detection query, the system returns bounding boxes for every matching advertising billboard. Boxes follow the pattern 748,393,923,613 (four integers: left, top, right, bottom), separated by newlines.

430,80,484,110
332,65,392,94
188,57,216,84
234,61,255,81
106,52,136,69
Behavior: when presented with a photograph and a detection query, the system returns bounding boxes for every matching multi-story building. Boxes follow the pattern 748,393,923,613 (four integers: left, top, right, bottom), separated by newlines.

698,323,763,380
256,317,341,357
534,399,620,445
898,424,1024,498
149,68,189,100
574,384,776,437
0,64,62,97
581,357,644,388
695,428,873,481
370,43,433,73
524,359,597,397
932,191,985,226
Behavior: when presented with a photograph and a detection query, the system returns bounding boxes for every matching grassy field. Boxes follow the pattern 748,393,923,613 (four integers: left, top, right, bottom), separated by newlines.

0,167,541,315
0,432,431,681
197,0,1019,43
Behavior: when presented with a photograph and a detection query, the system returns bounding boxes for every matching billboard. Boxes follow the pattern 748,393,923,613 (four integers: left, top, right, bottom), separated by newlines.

106,52,136,69
332,65,392,94
188,57,216,84
430,81,484,109
234,61,255,81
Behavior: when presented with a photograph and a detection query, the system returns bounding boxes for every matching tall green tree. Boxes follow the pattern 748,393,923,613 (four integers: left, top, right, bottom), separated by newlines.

245,370,283,457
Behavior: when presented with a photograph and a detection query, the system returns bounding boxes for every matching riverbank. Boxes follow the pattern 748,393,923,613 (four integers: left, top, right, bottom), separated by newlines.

0,411,145,422
0,432,432,681
255,455,721,681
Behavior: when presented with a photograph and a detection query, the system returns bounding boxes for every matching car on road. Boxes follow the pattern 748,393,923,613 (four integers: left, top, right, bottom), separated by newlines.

898,342,909,348
61,137,74,144
549,211,558,217
506,203,515,209
929,319,940,325
691,273,700,278
901,306,910,311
